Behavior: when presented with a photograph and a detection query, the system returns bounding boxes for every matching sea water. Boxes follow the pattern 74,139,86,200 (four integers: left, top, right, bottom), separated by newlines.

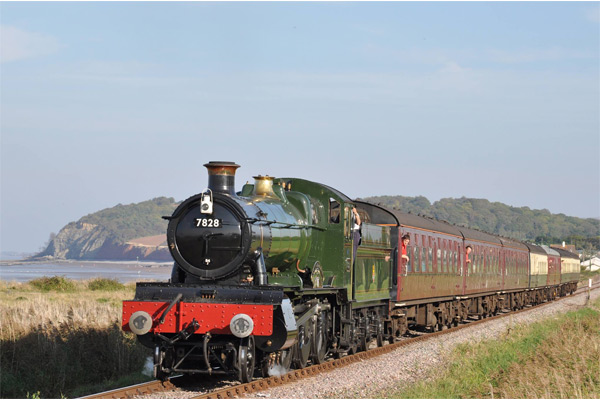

0,261,171,283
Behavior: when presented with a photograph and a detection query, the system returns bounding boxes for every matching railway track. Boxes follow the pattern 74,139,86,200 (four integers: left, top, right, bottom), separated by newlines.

81,283,599,399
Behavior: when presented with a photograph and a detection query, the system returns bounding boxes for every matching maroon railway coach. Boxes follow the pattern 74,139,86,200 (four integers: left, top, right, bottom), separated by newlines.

370,208,536,334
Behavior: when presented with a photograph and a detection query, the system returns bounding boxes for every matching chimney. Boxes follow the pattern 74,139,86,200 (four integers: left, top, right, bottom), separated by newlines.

204,161,240,195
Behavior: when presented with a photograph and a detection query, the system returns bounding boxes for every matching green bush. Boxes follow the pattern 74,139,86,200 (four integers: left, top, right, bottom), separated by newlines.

29,276,77,292
88,278,125,291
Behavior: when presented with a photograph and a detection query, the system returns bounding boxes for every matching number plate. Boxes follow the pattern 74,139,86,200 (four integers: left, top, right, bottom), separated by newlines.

195,218,222,228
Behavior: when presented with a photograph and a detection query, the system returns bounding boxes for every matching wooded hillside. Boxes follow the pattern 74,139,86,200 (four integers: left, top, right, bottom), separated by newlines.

36,197,177,260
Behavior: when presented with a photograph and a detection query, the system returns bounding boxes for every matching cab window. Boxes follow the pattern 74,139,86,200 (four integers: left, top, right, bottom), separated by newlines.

329,198,340,224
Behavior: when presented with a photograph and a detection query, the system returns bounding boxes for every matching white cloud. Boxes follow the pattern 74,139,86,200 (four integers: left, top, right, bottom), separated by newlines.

0,25,62,63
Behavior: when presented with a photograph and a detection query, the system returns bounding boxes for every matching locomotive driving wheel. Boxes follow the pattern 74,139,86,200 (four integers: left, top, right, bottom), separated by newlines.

311,310,329,364
293,322,313,369
238,336,256,383
376,317,384,347
358,313,369,352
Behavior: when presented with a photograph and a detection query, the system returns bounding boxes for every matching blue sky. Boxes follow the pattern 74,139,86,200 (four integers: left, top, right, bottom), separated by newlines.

1,2,599,253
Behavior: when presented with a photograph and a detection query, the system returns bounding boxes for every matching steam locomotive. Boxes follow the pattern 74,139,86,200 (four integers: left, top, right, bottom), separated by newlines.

122,161,580,382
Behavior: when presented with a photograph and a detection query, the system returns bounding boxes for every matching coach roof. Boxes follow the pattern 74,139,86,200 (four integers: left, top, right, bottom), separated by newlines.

385,209,464,238
552,247,580,259
457,225,503,245
525,243,546,255
499,236,529,251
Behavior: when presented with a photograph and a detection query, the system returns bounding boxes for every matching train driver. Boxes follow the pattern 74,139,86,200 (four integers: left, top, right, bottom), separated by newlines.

352,207,362,263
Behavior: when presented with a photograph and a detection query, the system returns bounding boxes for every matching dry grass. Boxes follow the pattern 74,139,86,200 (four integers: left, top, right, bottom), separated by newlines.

493,307,600,399
0,278,150,398
0,279,134,339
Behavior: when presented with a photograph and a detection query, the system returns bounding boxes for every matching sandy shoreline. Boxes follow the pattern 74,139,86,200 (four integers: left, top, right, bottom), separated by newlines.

0,259,173,268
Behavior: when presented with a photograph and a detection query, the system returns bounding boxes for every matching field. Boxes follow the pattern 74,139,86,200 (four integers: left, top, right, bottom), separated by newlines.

0,277,151,398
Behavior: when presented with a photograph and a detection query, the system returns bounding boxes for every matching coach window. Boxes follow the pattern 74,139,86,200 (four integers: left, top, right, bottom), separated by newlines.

456,250,460,274
406,245,412,273
422,247,428,273
481,252,485,275
444,249,452,273
496,254,499,274
454,243,462,274
441,241,446,274
510,257,514,275
432,244,437,273
454,250,458,274
454,242,458,274
496,253,499,274
413,246,420,273
414,235,420,272
494,254,497,274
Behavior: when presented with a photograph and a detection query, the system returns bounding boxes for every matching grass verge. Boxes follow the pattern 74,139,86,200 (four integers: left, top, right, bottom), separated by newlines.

381,297,600,399
0,278,152,398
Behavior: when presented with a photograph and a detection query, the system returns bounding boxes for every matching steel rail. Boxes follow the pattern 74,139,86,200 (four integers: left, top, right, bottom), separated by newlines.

80,376,182,399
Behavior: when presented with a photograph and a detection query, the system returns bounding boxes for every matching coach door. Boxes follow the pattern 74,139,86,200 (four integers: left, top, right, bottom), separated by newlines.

343,204,355,300
461,243,469,295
